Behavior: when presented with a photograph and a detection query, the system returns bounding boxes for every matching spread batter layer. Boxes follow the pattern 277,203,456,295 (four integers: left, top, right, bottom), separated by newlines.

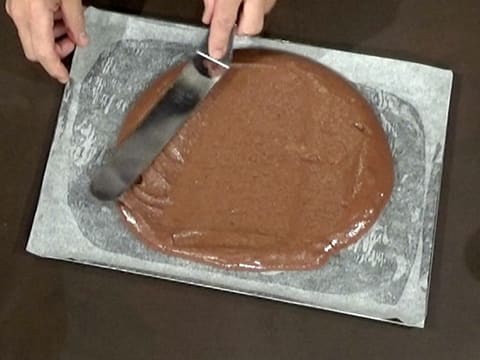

117,49,394,270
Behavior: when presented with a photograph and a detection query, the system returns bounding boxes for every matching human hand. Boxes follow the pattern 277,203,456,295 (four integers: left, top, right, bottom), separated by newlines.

5,0,87,83
202,0,276,59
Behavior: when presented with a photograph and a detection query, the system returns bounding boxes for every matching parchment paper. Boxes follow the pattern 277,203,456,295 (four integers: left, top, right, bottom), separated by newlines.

26,7,453,327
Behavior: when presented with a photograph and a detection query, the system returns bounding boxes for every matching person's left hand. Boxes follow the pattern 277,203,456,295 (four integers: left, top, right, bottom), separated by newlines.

5,0,87,83
202,0,277,59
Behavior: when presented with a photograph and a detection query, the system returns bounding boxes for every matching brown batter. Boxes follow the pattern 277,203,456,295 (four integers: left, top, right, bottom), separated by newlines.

117,49,394,271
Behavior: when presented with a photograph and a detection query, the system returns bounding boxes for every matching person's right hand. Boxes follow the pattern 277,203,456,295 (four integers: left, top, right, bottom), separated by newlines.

5,0,88,83
202,0,277,59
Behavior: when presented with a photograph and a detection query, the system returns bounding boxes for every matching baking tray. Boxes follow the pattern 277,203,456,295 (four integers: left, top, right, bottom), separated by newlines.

26,7,453,327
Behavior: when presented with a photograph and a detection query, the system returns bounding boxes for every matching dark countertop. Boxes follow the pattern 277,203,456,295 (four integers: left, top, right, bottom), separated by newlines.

1,1,479,359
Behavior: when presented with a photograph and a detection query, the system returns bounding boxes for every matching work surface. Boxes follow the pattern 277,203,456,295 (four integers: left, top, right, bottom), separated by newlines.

1,0,479,359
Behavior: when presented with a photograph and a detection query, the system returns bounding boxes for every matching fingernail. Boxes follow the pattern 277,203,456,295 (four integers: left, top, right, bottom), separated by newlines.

79,31,89,47
60,75,70,84
211,48,225,59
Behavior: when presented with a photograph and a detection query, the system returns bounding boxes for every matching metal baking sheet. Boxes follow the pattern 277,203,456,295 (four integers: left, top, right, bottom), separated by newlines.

26,7,453,327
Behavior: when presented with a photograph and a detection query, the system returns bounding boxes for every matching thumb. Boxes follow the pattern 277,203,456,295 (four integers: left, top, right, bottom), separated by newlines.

62,0,88,47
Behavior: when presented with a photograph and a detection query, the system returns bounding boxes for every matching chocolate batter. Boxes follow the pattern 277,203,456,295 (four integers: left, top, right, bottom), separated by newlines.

117,49,394,271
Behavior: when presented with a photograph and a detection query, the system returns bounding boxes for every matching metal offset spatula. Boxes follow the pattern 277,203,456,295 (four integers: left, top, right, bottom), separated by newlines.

90,30,234,201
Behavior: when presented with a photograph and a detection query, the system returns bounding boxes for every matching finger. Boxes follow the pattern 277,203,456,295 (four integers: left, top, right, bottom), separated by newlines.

5,0,36,61
15,21,36,61
237,0,264,36
62,0,88,47
55,37,76,58
54,9,62,20
209,0,242,58
202,0,215,24
29,2,69,83
264,0,277,13
53,22,67,38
